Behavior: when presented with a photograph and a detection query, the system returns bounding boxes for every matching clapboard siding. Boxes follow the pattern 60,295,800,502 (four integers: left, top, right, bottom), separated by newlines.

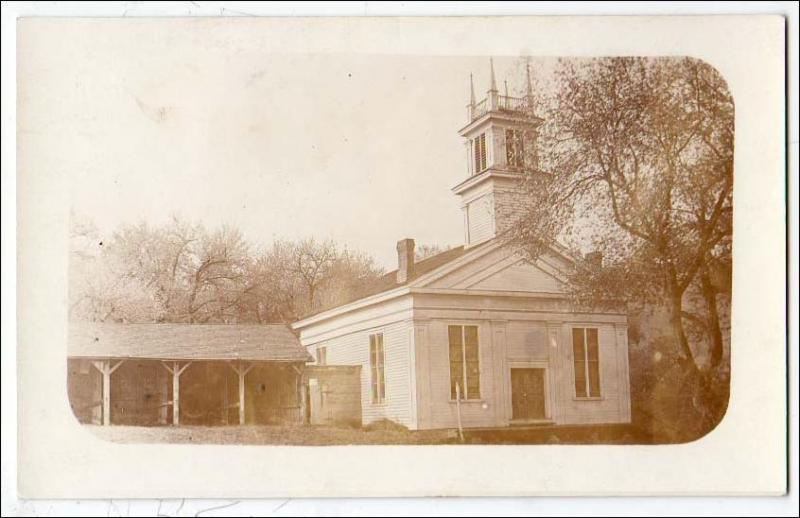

316,320,414,427
551,324,630,425
467,194,494,245
295,241,631,430
418,320,501,429
413,311,630,429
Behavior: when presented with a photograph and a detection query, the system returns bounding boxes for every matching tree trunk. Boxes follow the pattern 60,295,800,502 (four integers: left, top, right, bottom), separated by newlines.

668,280,698,373
700,264,724,370
307,285,316,312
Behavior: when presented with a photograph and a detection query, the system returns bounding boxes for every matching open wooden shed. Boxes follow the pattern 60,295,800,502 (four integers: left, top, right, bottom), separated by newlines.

67,322,312,426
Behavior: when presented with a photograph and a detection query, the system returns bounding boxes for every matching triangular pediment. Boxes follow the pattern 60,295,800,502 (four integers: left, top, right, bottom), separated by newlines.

417,243,570,294
293,241,575,329
466,259,564,292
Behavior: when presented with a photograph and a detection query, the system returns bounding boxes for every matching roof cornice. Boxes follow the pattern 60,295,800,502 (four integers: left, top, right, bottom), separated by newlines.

457,111,544,136
291,239,578,331
292,286,412,330
292,241,501,330
451,169,521,196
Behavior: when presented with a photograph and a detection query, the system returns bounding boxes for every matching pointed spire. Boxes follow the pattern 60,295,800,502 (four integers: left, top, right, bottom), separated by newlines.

489,57,497,92
526,62,534,99
469,72,476,106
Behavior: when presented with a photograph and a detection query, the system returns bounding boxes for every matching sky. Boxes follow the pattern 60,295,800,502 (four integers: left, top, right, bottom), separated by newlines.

22,22,552,268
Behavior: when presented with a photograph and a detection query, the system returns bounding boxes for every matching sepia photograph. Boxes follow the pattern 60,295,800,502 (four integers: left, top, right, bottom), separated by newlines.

9,10,790,505
62,50,734,446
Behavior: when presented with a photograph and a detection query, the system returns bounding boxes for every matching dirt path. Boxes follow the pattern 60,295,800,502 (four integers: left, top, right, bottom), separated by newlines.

87,424,458,445
86,423,647,445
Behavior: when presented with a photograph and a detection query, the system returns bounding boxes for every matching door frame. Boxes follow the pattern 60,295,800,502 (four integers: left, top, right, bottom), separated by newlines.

506,360,553,423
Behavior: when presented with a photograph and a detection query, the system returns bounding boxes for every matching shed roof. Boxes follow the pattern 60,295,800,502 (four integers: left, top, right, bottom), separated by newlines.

68,322,311,362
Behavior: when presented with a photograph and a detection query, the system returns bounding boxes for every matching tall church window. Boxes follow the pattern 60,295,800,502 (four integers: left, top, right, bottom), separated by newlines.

369,333,385,403
572,327,601,398
449,325,480,400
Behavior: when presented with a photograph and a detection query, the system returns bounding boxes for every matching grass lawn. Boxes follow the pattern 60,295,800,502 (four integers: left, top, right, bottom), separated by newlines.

87,422,649,445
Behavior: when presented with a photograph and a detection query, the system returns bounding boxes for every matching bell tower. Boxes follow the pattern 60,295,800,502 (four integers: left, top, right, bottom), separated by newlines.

454,59,544,247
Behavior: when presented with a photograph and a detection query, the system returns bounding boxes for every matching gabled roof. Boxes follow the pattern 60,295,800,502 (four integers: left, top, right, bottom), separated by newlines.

351,245,469,299
293,238,577,330
68,322,311,362
300,245,468,320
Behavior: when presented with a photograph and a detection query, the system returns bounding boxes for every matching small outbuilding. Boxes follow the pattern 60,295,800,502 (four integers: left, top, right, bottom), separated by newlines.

67,322,312,426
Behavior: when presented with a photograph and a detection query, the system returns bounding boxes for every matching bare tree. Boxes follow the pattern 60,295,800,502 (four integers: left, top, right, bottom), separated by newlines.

263,238,384,318
244,240,307,323
182,225,250,323
70,215,386,325
69,214,158,323
316,247,385,311
290,238,338,311
103,217,201,322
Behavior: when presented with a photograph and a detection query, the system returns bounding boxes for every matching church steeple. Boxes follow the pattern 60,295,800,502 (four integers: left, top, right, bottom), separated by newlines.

454,59,545,247
488,58,498,92
525,63,535,108
469,73,476,104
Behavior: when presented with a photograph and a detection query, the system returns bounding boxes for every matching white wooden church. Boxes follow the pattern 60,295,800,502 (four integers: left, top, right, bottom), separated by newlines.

293,61,631,430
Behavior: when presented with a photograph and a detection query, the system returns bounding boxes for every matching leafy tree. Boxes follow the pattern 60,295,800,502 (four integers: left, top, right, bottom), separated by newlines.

509,57,733,441
513,56,732,373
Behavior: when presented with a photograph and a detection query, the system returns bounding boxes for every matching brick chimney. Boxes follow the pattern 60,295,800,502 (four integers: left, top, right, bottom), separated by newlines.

396,238,416,284
585,251,603,269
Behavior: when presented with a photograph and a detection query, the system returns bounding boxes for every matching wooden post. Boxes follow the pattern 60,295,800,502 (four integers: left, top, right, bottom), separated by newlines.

91,360,124,426
103,367,111,426
222,374,229,425
300,380,308,424
229,361,254,426
297,375,303,423
162,361,191,426
159,373,169,425
238,369,245,425
291,364,304,424
173,362,181,426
